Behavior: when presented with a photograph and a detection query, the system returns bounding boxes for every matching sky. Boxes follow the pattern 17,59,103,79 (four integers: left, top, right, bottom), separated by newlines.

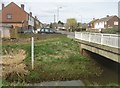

0,0,119,23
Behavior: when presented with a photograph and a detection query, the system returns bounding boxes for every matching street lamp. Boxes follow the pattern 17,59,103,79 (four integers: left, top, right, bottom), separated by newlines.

79,15,82,24
57,7,62,22
79,15,83,29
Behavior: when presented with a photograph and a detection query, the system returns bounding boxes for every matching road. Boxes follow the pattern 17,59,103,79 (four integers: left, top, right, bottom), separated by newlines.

57,30,75,39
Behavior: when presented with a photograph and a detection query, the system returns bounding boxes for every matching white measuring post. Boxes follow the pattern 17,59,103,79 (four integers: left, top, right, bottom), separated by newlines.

31,37,34,70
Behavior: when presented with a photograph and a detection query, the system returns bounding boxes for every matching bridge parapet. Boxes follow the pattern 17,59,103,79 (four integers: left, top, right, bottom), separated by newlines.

75,32,120,48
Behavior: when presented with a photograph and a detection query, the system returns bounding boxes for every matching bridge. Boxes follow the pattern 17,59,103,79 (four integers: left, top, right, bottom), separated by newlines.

75,32,120,63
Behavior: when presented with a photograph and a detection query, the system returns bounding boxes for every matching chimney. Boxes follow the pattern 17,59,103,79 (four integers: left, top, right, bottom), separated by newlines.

30,12,32,16
93,18,95,20
107,15,109,17
21,4,24,10
35,16,37,19
2,3,4,10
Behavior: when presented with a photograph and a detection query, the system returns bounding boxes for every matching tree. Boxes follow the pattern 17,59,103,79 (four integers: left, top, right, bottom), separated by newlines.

49,23,53,28
66,18,77,31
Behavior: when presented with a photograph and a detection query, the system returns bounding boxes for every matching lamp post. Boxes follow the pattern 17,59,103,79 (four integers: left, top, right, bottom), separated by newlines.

79,15,82,24
79,15,83,29
54,14,56,23
57,7,62,22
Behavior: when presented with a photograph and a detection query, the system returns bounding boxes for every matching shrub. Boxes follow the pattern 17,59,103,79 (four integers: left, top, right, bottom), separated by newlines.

102,27,119,34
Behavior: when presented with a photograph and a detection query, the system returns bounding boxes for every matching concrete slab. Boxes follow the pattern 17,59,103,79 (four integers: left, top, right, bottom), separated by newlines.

28,80,85,86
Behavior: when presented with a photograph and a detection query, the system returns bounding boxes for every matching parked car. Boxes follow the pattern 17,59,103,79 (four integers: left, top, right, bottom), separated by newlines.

35,28,41,33
23,30,34,34
18,29,34,34
38,28,60,34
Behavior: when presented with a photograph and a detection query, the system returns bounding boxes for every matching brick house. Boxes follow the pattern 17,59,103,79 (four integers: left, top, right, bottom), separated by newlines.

0,2,42,31
94,15,119,29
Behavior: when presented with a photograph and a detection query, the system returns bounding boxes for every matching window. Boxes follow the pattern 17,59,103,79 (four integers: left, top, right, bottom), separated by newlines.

45,29,49,32
50,30,54,33
41,29,44,32
7,13,12,19
114,21,118,25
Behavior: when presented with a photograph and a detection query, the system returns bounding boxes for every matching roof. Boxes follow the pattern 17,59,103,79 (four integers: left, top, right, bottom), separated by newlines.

3,2,29,15
2,2,38,21
89,19,99,24
96,15,117,23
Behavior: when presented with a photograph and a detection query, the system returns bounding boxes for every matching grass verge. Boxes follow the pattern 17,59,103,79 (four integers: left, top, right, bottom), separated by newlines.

2,35,103,86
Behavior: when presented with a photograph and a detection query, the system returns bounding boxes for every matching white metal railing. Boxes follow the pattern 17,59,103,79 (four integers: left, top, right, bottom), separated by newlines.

75,32,120,48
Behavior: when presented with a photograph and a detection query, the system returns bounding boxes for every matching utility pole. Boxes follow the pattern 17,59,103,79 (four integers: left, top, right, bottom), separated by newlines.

57,7,62,23
54,14,56,23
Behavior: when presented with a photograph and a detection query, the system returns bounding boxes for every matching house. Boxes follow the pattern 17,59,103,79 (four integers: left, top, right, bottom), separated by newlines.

0,2,42,31
88,18,99,29
43,23,50,28
49,22,57,29
49,21,66,30
34,16,43,30
94,15,119,29
57,21,66,30
81,23,88,29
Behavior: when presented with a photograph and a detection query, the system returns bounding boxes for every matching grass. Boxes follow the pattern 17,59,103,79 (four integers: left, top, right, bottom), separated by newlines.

0,80,2,87
2,34,104,86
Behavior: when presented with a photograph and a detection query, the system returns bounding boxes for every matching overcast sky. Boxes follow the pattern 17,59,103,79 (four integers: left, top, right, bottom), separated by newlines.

1,0,119,23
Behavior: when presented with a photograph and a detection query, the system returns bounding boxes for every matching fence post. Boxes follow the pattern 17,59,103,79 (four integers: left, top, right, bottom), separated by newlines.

89,33,91,42
101,34,103,45
31,37,34,70
81,32,83,40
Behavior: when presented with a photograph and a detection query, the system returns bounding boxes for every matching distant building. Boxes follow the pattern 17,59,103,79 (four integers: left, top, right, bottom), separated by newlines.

43,23,50,28
94,15,119,29
34,16,43,30
81,23,88,29
57,21,66,30
49,22,57,29
88,18,99,29
0,2,42,31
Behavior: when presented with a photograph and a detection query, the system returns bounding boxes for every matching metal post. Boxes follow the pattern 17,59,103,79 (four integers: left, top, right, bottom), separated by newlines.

31,37,34,70
57,7,62,22
54,14,56,23
57,7,59,22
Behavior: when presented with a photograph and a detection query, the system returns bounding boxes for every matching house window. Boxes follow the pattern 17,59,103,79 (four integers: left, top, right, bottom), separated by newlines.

7,13,12,19
114,21,118,25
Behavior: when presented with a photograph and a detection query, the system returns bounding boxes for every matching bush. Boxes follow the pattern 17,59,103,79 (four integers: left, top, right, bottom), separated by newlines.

102,27,119,34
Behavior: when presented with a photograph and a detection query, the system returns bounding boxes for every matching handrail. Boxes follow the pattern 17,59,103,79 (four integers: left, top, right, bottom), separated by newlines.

75,32,120,48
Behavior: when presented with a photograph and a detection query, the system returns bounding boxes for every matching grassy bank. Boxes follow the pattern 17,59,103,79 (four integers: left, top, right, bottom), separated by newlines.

2,34,103,86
